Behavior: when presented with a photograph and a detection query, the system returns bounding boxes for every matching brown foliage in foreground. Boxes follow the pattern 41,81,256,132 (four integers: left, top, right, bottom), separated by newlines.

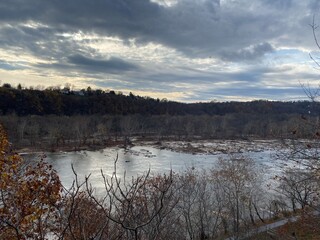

0,125,62,239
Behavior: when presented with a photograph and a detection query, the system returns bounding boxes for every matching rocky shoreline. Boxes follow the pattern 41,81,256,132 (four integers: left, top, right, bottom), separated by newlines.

16,138,285,157
147,139,284,154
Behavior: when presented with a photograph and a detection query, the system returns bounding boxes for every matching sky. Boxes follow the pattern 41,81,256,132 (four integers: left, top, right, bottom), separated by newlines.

1,0,320,102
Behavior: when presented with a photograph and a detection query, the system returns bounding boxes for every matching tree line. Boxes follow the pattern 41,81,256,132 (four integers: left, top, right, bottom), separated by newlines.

0,112,315,151
0,83,318,116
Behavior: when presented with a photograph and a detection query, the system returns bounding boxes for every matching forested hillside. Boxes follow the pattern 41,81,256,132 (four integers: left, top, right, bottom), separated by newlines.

0,84,318,150
0,84,318,116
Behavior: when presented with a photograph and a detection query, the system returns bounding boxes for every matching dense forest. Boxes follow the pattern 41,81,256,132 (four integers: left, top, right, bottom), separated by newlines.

0,83,319,116
0,84,318,150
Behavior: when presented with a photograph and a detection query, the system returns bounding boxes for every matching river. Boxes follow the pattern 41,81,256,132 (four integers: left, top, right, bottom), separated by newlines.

23,143,282,194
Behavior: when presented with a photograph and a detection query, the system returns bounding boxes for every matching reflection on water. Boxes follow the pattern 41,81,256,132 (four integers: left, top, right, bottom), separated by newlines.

24,146,280,194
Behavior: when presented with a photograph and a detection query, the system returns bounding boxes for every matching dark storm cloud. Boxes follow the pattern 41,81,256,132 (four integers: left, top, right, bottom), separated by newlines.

0,1,163,36
0,23,95,62
220,42,275,62
67,54,138,72
36,54,138,75
0,0,300,60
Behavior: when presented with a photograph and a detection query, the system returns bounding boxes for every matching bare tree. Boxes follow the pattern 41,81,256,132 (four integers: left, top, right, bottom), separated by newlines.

120,115,139,148
56,158,178,240
177,168,224,239
277,170,318,211
211,154,263,237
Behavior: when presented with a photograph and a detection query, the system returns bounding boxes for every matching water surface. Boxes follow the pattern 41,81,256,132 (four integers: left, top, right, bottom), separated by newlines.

25,145,280,193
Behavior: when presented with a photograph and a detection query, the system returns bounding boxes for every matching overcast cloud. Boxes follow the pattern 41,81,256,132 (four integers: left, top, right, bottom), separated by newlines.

0,0,319,101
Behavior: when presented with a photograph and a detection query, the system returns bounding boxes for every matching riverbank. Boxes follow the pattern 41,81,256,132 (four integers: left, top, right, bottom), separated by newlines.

16,141,121,155
153,139,283,154
15,138,285,156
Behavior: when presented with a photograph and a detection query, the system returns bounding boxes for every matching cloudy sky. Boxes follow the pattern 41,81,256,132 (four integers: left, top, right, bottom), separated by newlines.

1,0,320,102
